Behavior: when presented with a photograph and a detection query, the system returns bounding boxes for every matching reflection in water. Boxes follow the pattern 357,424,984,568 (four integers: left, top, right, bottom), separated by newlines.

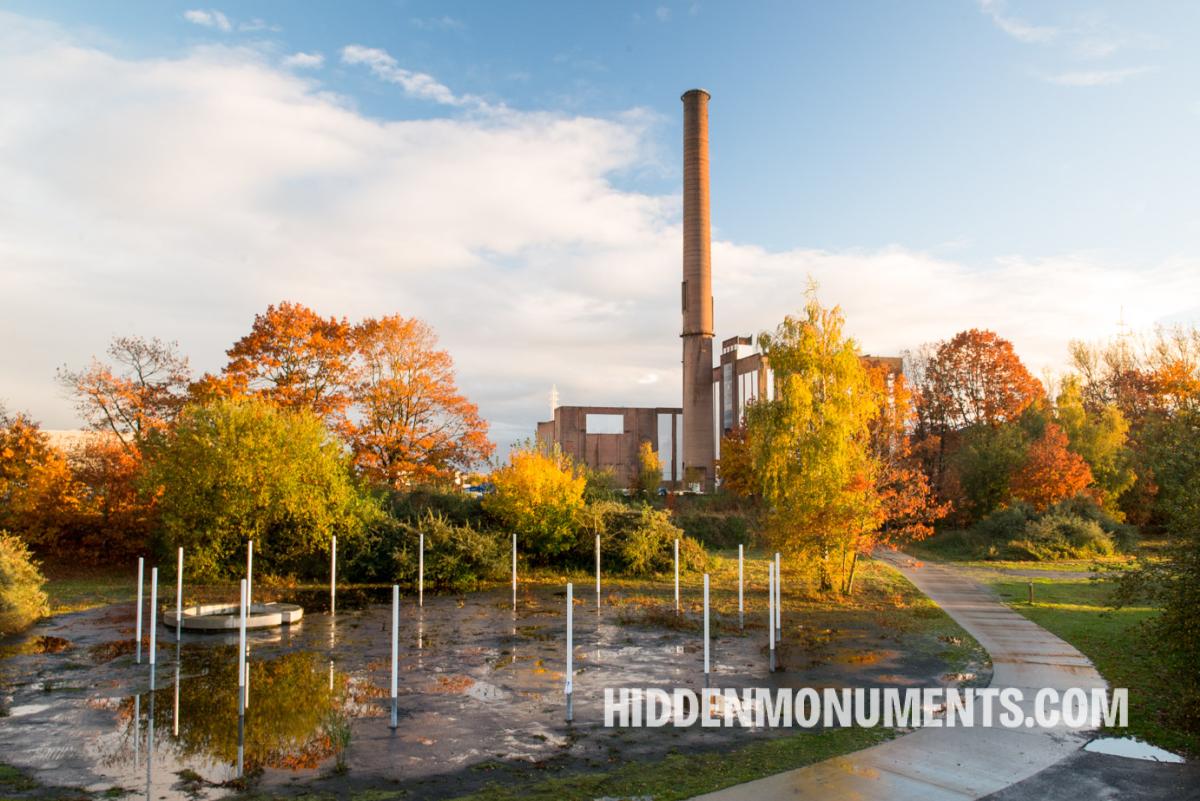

146,665,156,801
130,649,348,775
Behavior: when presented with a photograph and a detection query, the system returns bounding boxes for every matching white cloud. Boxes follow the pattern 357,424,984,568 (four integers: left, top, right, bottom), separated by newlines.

1046,66,1154,86
341,44,480,107
183,8,232,32
0,12,1197,449
282,51,324,70
978,0,1056,44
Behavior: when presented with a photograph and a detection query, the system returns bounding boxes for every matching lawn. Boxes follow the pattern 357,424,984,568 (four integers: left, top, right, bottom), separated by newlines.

990,576,1196,756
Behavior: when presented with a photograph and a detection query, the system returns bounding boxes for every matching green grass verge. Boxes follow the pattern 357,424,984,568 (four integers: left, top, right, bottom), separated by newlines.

991,577,1196,756
441,726,895,801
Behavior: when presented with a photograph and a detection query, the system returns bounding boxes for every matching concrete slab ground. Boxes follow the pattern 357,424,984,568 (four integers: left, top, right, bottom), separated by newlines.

690,552,1189,801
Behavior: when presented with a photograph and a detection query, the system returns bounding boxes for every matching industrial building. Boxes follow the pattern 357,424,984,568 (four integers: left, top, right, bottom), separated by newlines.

536,89,900,491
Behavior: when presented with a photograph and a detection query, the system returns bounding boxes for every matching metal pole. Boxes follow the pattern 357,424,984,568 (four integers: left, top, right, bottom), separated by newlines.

673,538,680,613
703,573,710,684
768,561,775,672
565,582,573,722
149,568,158,666
390,584,399,729
175,547,183,642
511,533,517,611
136,557,144,664
595,534,601,608
418,533,424,608
1028,581,1034,605
737,544,744,629
330,535,337,617
237,578,247,778
246,540,253,609
774,552,781,639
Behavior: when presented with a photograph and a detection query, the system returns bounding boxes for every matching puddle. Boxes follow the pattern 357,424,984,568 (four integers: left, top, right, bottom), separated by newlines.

1084,736,1186,763
0,584,983,800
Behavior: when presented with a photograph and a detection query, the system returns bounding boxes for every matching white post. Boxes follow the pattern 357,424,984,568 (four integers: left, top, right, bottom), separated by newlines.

149,568,158,666
673,538,680,613
390,584,399,729
247,540,253,609
737,544,744,627
418,533,424,608
768,561,775,669
595,534,601,608
511,533,517,611
135,557,144,664
775,552,781,638
565,582,573,722
237,578,246,777
330,535,337,617
175,547,183,642
703,573,710,681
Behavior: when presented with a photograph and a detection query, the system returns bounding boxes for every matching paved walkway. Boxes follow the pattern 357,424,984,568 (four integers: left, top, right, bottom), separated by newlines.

691,551,1107,801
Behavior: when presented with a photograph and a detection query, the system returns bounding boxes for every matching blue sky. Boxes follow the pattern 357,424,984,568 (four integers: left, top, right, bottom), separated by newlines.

2,1,1199,447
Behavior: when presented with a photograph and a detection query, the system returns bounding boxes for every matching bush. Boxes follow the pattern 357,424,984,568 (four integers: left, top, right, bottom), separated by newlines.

1009,512,1114,560
926,494,1133,561
674,512,752,550
0,532,49,635
583,504,706,577
393,513,509,591
483,447,586,560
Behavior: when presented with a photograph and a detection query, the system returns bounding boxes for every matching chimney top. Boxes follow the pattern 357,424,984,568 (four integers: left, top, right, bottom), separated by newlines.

680,88,711,101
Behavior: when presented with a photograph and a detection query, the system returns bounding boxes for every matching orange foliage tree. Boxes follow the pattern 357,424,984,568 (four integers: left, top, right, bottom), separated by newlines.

0,408,81,549
867,367,949,545
1010,423,1094,512
717,425,757,498
57,336,191,452
350,315,493,486
911,329,1044,513
221,301,355,428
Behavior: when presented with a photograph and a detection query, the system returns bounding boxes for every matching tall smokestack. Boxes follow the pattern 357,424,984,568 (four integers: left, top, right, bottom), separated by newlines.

681,89,715,489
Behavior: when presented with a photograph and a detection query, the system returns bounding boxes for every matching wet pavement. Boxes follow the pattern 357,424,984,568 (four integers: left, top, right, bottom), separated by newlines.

0,583,979,800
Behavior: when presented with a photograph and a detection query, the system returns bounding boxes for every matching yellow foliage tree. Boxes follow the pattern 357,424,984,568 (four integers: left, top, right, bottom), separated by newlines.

635,440,662,497
483,445,585,559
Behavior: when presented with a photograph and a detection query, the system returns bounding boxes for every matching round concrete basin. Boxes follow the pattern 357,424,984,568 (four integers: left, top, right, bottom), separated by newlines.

163,602,303,631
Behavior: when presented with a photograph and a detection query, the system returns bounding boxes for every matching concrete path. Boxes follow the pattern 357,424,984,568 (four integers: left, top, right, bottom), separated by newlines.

691,551,1107,801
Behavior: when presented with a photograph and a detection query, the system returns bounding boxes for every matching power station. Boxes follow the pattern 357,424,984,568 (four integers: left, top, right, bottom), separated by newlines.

535,89,898,490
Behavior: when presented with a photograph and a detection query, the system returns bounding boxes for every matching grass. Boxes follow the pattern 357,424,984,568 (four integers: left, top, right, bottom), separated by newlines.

441,726,895,801
989,575,1197,756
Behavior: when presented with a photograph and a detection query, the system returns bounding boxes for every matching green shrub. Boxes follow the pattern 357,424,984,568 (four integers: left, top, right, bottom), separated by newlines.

0,531,49,635
391,513,509,591
973,502,1035,543
674,512,752,550
586,504,707,577
386,486,484,527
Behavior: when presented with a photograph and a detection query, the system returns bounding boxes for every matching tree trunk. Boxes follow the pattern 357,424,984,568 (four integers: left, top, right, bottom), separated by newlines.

845,551,860,595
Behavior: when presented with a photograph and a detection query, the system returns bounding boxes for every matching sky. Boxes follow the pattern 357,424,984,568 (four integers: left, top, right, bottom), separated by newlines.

2,1,1199,451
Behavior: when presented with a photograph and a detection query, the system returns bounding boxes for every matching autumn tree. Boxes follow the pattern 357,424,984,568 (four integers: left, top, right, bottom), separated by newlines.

746,296,881,594
1009,423,1094,512
1055,377,1135,517
350,315,492,487
867,367,948,546
483,445,585,559
221,302,354,427
142,397,372,580
0,407,80,549
58,336,191,452
634,440,662,497
914,329,1044,431
717,425,757,498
